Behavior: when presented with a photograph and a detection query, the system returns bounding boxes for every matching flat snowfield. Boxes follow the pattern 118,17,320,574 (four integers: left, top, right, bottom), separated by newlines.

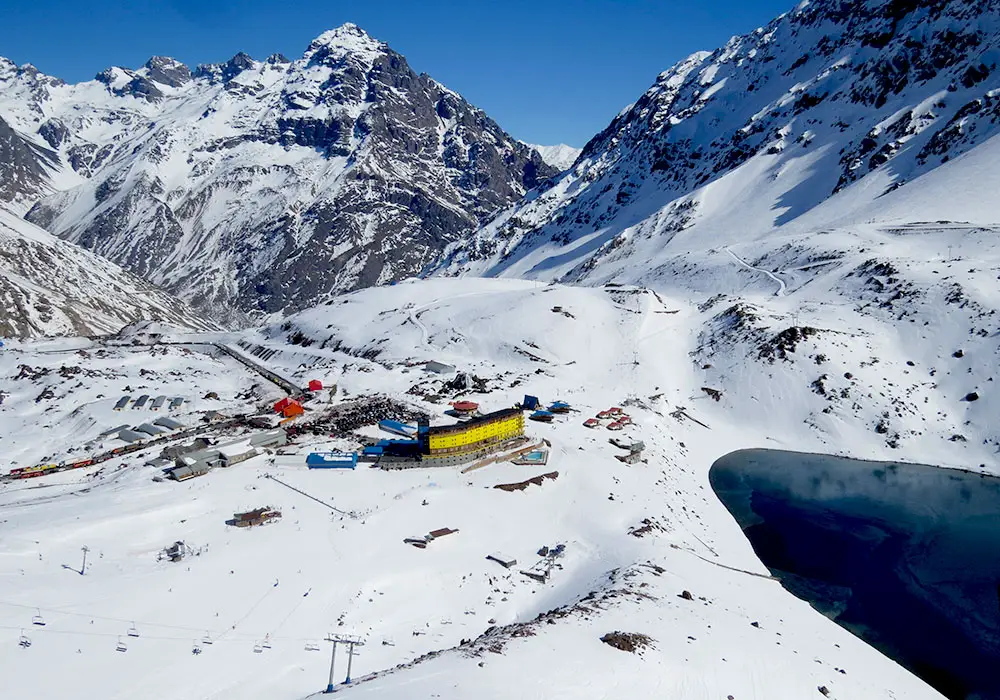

0,278,959,699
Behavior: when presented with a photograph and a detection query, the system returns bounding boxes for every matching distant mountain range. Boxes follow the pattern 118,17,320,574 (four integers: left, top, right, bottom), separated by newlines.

3,1,1000,337
0,24,555,321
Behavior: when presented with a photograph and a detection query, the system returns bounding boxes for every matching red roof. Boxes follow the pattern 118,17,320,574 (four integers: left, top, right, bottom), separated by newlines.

308,379,323,391
274,397,303,415
282,402,304,418
451,401,479,412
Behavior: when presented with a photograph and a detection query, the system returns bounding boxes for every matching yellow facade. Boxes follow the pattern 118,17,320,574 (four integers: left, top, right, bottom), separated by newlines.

428,414,524,453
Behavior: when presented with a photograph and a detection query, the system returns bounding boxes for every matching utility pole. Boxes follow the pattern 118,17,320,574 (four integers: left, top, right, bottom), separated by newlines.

80,546,89,576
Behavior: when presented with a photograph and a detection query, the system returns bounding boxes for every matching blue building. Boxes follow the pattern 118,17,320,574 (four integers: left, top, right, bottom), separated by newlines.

306,452,358,469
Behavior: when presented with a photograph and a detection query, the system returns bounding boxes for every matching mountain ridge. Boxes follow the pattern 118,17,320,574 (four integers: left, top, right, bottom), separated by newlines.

0,23,556,318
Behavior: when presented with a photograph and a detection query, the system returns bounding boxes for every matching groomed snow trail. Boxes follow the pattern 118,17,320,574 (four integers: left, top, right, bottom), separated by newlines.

725,247,787,297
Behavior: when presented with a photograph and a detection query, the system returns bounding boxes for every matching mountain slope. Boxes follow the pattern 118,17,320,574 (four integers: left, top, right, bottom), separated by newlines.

525,143,582,170
446,0,1000,282
0,208,215,337
0,25,555,317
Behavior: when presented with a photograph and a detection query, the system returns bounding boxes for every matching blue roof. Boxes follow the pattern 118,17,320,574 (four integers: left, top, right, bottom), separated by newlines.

549,401,570,409
531,410,554,417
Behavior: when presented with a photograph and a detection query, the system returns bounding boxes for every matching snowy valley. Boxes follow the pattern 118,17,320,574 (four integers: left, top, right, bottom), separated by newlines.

0,279,965,700
1,0,999,698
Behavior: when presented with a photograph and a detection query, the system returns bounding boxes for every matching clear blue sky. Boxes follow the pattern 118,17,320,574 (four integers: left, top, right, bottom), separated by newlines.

0,0,794,146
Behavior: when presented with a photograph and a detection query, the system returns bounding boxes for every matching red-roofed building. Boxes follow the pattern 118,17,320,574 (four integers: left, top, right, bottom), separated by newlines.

308,380,323,392
273,397,304,417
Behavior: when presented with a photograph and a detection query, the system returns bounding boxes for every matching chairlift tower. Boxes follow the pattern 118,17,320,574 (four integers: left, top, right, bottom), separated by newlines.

80,546,89,576
325,634,364,692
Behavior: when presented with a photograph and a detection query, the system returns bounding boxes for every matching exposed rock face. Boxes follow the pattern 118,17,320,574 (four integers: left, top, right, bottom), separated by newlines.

0,115,58,210
0,24,554,317
445,0,1000,282
0,209,214,338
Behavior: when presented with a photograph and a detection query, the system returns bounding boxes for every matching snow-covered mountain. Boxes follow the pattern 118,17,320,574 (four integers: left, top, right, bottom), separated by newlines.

0,277,958,700
0,208,215,337
448,0,1000,281
524,142,582,170
0,24,555,317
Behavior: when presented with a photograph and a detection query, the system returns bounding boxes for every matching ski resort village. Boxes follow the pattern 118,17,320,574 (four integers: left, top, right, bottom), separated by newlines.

3,1,1000,699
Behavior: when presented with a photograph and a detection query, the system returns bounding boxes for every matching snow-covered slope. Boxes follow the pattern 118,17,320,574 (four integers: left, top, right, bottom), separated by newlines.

447,0,1000,282
0,277,963,700
0,208,215,337
0,25,555,317
524,142,582,170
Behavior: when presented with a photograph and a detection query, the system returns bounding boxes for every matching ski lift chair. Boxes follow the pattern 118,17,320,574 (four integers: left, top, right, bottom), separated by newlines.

115,636,128,652
253,641,263,653
261,635,271,649
202,632,214,645
126,622,140,638
18,630,31,649
304,642,320,651
192,641,202,655
31,609,45,626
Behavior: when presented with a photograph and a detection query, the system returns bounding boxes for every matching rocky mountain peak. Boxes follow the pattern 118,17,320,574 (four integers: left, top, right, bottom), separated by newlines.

143,55,191,87
304,23,386,63
8,23,555,316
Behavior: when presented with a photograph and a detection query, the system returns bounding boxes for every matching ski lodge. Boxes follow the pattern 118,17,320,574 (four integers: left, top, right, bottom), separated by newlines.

366,408,526,468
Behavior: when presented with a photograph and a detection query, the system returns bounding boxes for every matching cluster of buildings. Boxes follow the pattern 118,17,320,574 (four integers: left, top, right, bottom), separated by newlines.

159,429,287,481
364,408,527,469
114,395,185,411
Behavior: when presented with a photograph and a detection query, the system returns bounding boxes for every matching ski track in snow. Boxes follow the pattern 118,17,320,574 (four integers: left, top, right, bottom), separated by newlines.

725,247,787,297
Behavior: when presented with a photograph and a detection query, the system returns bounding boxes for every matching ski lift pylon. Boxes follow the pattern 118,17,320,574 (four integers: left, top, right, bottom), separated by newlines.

126,621,139,638
115,636,127,653
31,609,45,626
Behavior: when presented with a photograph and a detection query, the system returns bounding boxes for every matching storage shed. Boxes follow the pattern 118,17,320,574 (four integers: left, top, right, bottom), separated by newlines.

133,395,149,409
250,429,287,449
117,429,146,443
114,396,131,411
219,443,258,467
154,416,184,430
151,395,167,411
168,463,210,481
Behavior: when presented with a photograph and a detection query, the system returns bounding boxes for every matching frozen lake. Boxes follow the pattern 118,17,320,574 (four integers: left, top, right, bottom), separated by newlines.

710,449,1000,700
